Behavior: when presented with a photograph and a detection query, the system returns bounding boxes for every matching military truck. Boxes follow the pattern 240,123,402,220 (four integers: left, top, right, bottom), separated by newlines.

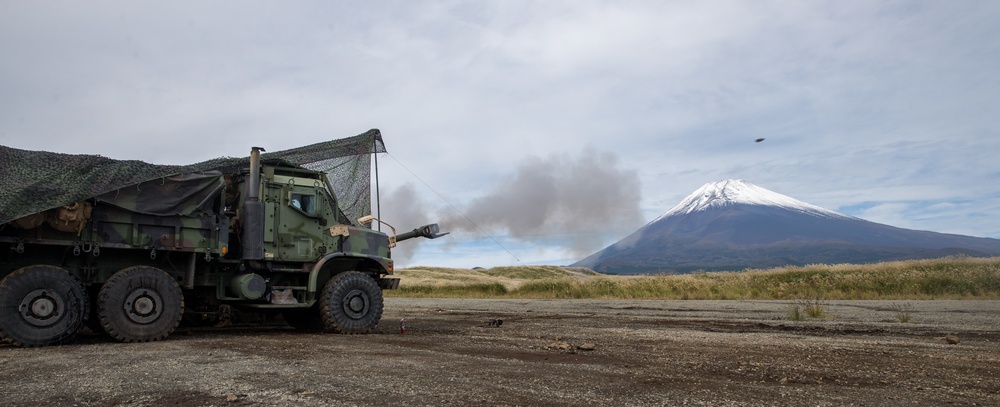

0,129,443,347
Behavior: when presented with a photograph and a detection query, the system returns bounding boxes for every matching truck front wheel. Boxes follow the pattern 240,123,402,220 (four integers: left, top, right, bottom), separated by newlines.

97,266,184,343
319,271,383,334
0,265,89,347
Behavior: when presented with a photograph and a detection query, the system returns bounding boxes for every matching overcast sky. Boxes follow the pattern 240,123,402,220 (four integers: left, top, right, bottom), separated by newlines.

2,1,998,268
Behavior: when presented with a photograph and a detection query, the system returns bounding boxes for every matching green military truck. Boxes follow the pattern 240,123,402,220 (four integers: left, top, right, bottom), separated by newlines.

0,129,443,347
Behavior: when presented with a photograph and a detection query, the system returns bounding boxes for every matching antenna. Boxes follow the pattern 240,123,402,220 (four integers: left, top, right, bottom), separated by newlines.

373,138,381,232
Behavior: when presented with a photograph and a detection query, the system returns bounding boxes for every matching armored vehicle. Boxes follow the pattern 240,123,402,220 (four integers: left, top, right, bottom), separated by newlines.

0,129,443,347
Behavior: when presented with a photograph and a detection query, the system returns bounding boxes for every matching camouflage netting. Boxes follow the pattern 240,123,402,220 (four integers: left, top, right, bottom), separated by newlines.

0,129,386,226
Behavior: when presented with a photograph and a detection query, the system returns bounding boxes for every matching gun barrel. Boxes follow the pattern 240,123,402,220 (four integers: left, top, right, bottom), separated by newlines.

396,223,449,242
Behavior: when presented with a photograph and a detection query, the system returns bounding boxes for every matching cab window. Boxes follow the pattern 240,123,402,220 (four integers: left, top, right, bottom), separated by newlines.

290,193,316,216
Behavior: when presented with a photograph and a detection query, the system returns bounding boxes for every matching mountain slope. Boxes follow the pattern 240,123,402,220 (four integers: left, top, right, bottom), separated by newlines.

574,180,1000,274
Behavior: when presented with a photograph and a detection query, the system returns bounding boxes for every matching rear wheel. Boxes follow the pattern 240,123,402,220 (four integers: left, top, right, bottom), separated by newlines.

0,265,89,347
319,271,383,334
98,266,184,343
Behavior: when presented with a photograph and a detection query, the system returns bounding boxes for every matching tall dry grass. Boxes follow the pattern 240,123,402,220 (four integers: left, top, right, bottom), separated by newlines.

388,256,1000,300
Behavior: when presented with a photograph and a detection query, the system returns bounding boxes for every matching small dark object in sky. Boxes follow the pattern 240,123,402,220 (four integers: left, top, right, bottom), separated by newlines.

755,138,766,143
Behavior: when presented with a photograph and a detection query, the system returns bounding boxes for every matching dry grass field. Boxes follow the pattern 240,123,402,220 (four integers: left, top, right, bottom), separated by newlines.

389,256,1000,300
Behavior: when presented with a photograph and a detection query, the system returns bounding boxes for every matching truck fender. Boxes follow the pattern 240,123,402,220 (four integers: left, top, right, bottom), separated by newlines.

308,252,392,294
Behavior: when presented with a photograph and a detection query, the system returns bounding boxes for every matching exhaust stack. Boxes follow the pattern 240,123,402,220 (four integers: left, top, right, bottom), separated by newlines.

242,147,266,260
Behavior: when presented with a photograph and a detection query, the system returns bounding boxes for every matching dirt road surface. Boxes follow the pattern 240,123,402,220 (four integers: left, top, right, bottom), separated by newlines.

2,299,998,406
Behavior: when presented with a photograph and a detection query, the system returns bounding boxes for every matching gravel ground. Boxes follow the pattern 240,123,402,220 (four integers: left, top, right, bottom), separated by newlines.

2,299,998,406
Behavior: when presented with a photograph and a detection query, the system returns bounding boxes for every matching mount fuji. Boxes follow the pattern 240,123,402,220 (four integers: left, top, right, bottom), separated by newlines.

573,179,1000,274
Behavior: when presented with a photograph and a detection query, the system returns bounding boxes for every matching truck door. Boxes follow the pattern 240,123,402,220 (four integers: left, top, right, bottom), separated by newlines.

272,178,329,262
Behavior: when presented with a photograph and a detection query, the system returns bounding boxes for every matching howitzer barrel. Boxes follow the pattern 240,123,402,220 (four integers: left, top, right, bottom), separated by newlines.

396,223,449,242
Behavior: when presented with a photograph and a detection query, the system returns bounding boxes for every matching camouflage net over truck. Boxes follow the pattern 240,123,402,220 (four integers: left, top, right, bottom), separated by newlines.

0,129,447,347
0,129,386,227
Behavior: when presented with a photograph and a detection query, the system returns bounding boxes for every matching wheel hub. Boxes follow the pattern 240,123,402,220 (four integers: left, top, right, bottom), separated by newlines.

19,289,65,327
342,289,370,320
123,288,162,324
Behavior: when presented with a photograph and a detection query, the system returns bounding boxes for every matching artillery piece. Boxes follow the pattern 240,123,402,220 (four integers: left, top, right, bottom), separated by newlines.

0,129,445,347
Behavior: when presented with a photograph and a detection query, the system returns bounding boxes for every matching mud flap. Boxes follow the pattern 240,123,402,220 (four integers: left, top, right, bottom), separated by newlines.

377,278,400,290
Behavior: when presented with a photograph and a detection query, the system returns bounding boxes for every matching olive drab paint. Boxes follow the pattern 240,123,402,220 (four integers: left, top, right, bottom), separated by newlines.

0,130,446,347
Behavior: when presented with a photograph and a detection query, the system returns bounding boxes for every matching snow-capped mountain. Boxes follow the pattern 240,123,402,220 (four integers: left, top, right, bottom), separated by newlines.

573,179,1000,274
655,179,846,220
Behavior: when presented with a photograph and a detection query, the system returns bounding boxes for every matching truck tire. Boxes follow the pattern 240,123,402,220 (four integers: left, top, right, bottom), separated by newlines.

319,271,383,334
0,265,89,347
97,266,184,343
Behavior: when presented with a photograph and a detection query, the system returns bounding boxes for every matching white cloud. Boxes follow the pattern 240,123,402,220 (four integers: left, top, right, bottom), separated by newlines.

2,1,999,267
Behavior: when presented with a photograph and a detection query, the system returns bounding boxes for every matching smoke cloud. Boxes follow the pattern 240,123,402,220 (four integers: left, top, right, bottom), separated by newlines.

441,148,644,256
378,183,432,264
381,148,645,265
